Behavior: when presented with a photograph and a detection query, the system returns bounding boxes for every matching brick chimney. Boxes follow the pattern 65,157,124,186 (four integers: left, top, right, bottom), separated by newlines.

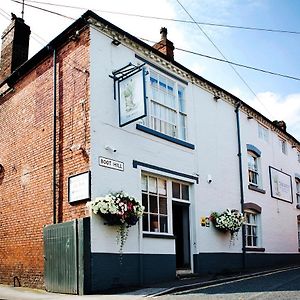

0,14,31,81
153,27,174,60
273,120,287,131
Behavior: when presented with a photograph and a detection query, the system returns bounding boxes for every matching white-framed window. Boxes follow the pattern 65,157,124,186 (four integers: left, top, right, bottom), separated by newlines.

279,137,287,155
172,181,189,201
298,151,300,163
296,179,300,206
142,174,168,233
244,210,261,247
258,123,269,142
141,173,190,234
142,69,187,141
248,151,260,187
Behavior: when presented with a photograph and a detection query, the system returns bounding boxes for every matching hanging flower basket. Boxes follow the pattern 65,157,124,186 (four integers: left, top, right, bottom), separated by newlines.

101,213,123,226
88,191,144,253
210,209,244,234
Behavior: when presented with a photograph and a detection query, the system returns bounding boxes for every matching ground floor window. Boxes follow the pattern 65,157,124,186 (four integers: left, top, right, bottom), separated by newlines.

244,210,261,247
141,173,190,234
142,174,168,233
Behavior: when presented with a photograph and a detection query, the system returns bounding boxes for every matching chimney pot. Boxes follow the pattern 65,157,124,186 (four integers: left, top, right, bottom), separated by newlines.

153,27,174,61
160,27,168,40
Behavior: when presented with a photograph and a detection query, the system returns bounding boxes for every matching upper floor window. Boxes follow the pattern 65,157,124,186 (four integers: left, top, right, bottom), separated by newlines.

258,123,269,142
248,151,260,187
143,70,187,141
279,137,287,155
298,151,300,163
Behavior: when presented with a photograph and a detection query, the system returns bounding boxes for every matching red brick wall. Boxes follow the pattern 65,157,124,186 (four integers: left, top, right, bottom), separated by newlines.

0,27,90,288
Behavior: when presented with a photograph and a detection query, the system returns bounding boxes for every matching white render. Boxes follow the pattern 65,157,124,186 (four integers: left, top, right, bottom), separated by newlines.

88,23,300,271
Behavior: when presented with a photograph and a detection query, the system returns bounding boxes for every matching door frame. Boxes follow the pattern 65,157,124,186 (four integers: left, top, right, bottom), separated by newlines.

172,200,191,271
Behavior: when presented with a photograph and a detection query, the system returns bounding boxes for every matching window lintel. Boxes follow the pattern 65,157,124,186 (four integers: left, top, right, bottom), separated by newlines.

244,202,262,214
247,144,261,157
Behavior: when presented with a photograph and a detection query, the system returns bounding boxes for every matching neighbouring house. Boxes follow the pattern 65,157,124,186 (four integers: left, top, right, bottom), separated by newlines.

0,10,299,295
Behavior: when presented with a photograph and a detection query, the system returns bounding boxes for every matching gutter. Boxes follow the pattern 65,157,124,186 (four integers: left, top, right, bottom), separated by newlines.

235,101,246,269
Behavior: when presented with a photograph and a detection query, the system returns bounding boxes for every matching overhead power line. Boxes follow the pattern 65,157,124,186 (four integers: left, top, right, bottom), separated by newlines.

22,0,300,35
177,47,300,82
175,0,274,118
7,0,300,84
0,6,48,45
140,37,300,82
0,8,10,18
11,0,75,20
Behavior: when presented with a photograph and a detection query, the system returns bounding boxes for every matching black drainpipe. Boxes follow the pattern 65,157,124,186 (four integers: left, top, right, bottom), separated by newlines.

235,101,246,269
52,48,57,224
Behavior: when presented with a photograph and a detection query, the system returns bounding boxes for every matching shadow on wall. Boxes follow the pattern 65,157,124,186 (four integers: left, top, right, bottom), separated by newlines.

0,164,4,185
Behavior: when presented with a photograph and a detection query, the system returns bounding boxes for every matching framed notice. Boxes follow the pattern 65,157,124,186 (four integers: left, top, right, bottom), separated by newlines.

118,68,147,127
269,167,293,203
68,171,91,203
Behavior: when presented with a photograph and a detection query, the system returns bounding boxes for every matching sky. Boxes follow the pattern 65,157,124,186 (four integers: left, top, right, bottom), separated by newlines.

0,0,300,140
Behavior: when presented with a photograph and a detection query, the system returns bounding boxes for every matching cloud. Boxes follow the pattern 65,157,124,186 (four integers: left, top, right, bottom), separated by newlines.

247,92,300,141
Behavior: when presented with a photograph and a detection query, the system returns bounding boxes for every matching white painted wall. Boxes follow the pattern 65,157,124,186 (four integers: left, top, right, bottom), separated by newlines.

89,24,300,261
241,114,300,253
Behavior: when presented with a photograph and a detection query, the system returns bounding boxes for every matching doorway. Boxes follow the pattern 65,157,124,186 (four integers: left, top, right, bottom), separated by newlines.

172,202,191,270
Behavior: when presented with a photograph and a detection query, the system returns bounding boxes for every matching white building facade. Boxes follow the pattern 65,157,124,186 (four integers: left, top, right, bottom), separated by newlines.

85,11,300,291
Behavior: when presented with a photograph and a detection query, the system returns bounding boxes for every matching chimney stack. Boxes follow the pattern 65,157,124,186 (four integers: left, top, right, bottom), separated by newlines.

153,27,174,60
273,120,287,132
0,14,31,81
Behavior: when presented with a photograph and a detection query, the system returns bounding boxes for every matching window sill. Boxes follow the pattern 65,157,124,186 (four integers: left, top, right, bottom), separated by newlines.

245,247,265,252
248,184,266,194
136,124,195,150
143,233,175,239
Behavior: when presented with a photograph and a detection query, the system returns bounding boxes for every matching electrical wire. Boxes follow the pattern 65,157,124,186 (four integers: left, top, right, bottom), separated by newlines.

0,7,48,45
6,1,300,84
0,8,10,17
11,0,75,20
0,6,88,74
23,0,300,35
177,47,300,82
140,36,300,82
175,0,273,117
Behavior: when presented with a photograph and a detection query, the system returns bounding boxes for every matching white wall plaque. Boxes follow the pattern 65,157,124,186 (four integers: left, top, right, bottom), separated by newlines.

269,167,293,203
99,156,124,171
68,171,90,203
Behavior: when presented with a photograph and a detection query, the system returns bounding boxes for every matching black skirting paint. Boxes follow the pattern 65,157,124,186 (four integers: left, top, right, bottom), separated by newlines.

88,253,176,293
193,252,300,275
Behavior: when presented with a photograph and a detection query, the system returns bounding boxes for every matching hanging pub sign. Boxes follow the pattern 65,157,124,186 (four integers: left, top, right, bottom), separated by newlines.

269,166,293,203
110,63,147,127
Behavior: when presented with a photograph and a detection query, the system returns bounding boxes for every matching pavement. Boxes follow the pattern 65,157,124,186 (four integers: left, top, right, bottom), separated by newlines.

0,265,299,300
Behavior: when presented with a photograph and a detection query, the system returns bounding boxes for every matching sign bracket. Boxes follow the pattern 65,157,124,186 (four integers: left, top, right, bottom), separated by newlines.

109,63,145,100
